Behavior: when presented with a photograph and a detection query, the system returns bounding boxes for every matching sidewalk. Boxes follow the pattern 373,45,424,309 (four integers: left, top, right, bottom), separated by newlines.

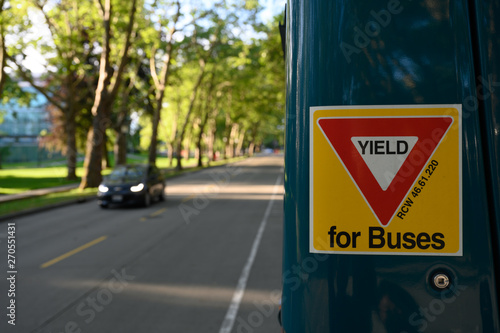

0,183,79,203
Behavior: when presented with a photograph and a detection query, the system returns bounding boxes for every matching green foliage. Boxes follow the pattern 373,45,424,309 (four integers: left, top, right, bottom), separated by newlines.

2,0,285,173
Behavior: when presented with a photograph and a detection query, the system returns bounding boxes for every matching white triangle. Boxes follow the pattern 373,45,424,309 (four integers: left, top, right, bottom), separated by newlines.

351,136,418,191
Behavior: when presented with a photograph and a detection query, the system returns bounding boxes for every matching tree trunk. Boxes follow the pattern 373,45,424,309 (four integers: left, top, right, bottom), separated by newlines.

148,98,161,164
247,123,259,157
248,142,255,156
66,112,78,180
0,23,6,97
80,117,104,189
207,128,215,164
114,100,129,166
194,147,200,166
225,124,237,159
175,145,182,170
175,131,191,170
102,129,110,169
196,131,203,167
114,126,127,165
168,104,179,169
196,111,211,167
235,130,244,157
184,138,190,162
167,142,174,167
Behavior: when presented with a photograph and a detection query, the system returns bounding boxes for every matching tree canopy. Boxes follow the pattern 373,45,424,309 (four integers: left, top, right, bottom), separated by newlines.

0,0,285,186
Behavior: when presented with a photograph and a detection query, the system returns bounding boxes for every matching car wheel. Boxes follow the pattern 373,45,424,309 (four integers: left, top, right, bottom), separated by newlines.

99,203,109,209
143,192,151,207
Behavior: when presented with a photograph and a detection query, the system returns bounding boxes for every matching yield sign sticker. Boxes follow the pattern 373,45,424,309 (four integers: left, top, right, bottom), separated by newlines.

318,117,452,226
310,105,462,256
351,136,418,191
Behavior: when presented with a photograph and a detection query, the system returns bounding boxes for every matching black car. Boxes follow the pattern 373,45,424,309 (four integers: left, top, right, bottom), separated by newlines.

97,164,165,208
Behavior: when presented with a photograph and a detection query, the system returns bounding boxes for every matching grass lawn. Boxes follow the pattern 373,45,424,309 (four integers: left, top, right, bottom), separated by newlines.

0,155,205,195
0,167,83,194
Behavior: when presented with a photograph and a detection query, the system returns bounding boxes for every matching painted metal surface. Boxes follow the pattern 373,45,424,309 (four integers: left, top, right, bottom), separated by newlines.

283,1,500,332
473,0,500,275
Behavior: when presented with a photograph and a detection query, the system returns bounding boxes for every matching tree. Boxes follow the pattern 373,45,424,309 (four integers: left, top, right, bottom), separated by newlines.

112,75,134,166
147,0,181,165
232,13,285,154
186,2,279,162
79,0,138,188
0,0,6,96
194,71,216,167
7,0,100,180
0,0,5,169
175,22,220,170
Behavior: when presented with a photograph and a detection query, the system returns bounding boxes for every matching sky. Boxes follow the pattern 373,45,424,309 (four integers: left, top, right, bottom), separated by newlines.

260,0,286,23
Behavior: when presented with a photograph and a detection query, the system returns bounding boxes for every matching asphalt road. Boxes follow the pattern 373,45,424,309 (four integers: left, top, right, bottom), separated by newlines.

0,155,284,333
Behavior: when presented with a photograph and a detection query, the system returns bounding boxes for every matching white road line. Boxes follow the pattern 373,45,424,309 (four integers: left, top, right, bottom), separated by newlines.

218,173,283,333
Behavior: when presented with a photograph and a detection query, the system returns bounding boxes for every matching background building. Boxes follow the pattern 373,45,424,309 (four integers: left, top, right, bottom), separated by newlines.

0,88,61,164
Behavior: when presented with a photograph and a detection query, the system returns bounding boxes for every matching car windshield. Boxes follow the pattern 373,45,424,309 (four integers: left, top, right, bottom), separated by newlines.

107,166,146,180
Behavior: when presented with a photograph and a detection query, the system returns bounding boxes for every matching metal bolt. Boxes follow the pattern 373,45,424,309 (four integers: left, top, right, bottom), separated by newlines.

433,273,450,289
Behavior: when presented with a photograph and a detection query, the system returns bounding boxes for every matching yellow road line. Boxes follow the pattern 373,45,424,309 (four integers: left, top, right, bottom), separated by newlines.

140,217,147,222
40,236,108,269
150,207,167,217
181,194,196,203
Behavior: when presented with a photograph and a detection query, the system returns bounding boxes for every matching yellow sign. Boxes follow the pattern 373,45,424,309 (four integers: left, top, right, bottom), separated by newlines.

310,105,462,255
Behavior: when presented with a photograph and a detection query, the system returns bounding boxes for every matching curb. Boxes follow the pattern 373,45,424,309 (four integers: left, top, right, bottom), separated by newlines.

0,184,80,204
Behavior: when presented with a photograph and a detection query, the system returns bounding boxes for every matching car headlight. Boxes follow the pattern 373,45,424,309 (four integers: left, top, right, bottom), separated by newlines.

98,185,109,193
130,183,145,192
